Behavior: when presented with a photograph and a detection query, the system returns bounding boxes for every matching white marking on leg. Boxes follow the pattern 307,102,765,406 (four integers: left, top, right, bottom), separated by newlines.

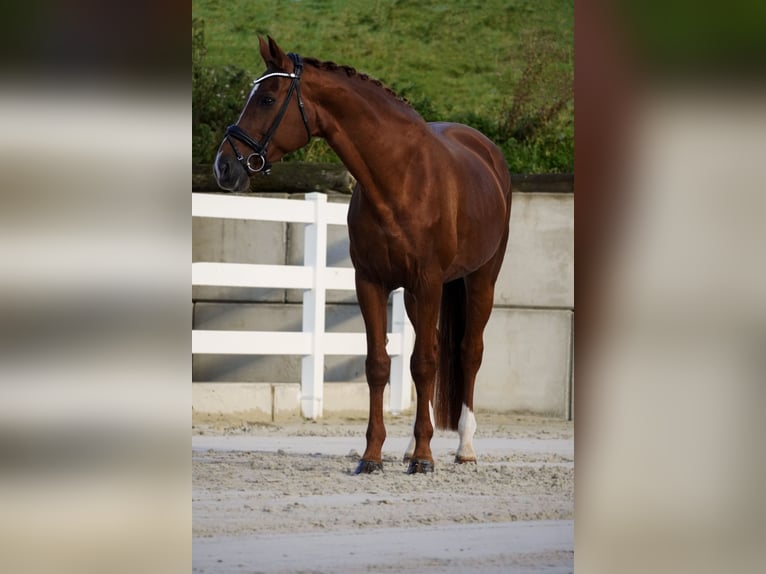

456,403,477,462
429,400,435,428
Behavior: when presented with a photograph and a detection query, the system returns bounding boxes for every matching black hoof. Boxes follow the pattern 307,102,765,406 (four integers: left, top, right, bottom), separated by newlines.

455,456,477,464
354,460,383,474
406,459,435,474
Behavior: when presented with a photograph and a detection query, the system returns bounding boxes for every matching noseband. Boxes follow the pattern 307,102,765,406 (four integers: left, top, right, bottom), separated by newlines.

224,53,312,175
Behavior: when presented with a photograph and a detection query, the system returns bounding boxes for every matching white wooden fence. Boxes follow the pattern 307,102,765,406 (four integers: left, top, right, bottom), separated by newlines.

192,192,415,419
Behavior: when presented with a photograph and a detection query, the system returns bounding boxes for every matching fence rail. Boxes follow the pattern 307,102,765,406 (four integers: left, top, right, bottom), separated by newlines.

192,192,415,419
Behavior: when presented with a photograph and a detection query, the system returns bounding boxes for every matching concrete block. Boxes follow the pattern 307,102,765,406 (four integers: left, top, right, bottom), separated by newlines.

191,382,301,421
496,193,574,308
323,382,389,416
475,308,573,417
194,301,302,331
192,382,273,421
193,353,301,384
273,383,301,418
191,382,386,419
192,215,287,302
192,352,366,384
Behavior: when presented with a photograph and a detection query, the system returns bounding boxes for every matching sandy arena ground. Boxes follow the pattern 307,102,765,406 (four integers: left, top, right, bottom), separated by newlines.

192,412,573,573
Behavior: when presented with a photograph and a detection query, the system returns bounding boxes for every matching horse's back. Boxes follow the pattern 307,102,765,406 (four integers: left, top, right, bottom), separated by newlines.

428,122,511,203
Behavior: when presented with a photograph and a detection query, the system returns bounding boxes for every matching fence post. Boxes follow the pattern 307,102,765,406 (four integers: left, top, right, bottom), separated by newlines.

301,192,327,419
389,288,414,414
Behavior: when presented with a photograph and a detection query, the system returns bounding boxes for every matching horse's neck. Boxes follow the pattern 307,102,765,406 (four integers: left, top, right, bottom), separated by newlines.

313,74,427,199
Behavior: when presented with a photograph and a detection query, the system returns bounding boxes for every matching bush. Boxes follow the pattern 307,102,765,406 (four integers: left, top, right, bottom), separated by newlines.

451,31,573,173
497,30,573,172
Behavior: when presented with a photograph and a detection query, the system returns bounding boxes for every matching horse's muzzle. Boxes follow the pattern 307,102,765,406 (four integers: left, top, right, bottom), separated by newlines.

214,155,250,192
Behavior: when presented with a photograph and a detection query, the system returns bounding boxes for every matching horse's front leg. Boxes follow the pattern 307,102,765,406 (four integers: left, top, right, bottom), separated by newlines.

354,275,391,474
406,284,441,474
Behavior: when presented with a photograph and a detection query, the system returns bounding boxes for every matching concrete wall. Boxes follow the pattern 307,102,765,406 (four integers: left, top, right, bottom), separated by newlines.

193,184,573,420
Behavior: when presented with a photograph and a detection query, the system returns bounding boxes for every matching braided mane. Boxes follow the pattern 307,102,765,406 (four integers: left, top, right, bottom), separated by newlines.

302,57,411,108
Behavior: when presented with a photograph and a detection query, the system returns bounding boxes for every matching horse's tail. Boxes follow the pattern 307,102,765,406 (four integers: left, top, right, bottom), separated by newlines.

434,278,466,431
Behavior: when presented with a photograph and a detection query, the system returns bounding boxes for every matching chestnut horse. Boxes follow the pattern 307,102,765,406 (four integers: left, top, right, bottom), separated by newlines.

215,37,511,474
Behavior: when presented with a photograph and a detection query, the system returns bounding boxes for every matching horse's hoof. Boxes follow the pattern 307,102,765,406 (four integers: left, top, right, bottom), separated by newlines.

354,460,383,474
406,459,435,474
455,456,477,464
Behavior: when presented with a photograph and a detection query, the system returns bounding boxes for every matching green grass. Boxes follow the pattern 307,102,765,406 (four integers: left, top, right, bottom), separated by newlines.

192,0,573,172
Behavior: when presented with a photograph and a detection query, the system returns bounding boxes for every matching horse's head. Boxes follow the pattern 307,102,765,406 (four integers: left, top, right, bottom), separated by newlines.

214,36,313,191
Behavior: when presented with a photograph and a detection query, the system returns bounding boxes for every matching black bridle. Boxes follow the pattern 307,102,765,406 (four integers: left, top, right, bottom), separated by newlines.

224,53,312,175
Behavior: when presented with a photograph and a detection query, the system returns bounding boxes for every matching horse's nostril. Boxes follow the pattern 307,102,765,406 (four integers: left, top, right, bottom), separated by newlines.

219,159,230,177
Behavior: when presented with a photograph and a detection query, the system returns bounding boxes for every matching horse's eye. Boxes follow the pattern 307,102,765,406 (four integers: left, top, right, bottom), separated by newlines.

260,96,276,106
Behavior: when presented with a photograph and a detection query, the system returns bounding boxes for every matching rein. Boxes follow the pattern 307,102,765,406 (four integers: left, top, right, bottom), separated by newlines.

224,53,311,175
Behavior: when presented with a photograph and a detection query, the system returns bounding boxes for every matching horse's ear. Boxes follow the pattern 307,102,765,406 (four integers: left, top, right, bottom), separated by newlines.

258,35,291,70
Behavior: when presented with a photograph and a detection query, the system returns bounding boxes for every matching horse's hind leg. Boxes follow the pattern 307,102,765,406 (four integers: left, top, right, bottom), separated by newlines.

454,275,492,463
457,231,509,463
354,275,391,474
